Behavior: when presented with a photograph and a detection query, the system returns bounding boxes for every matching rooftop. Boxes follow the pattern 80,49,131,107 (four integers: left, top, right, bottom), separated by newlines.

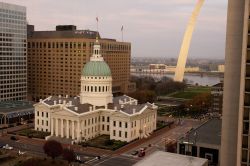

0,100,34,113
0,101,34,118
42,95,154,115
134,151,208,166
179,118,221,146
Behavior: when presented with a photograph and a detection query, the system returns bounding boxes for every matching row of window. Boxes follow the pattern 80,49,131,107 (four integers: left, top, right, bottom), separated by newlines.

83,85,111,93
28,42,130,51
37,111,48,118
37,119,48,126
113,121,128,128
113,130,128,138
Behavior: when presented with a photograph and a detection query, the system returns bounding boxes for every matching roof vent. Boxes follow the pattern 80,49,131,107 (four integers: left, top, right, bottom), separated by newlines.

133,108,136,114
74,97,77,100
74,107,78,111
66,95,69,98
69,101,72,106
121,104,124,109
119,99,123,104
63,100,66,105
54,101,57,105
59,100,62,104
59,95,61,98
39,99,43,102
89,106,92,111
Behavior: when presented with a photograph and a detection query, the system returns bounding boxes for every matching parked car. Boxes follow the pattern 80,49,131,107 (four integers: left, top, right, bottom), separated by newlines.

3,144,13,150
138,150,145,157
10,136,18,141
131,150,139,156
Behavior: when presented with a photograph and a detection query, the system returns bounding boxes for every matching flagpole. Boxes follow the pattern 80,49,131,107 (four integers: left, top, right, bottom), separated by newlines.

121,25,124,42
122,30,123,42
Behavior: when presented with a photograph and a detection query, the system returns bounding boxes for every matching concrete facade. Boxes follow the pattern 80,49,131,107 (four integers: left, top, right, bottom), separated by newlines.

0,2,27,101
221,0,250,166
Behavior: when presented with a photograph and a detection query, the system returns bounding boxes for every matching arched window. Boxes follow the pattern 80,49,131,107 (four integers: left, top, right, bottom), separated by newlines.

87,86,89,92
91,86,93,92
102,86,104,92
99,86,101,92
95,86,97,92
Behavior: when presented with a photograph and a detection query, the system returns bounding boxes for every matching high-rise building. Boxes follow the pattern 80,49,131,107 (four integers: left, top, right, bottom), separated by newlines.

27,25,135,101
221,0,250,166
0,2,27,101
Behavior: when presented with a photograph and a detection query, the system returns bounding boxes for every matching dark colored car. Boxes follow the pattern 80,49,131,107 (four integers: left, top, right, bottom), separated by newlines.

138,150,145,157
10,136,18,141
131,150,139,156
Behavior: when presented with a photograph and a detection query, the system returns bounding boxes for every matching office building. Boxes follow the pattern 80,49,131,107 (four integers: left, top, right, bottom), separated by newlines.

34,39,157,142
221,0,250,166
0,2,27,101
211,83,223,114
27,25,135,101
178,119,221,166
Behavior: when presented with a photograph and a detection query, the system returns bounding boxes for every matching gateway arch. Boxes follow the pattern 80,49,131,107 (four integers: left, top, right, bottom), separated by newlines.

174,0,205,82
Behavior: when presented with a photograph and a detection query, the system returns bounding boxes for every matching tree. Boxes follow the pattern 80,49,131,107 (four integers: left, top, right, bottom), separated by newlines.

62,148,76,164
43,140,63,160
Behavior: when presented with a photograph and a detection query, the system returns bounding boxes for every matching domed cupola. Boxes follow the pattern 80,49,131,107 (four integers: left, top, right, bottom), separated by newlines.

80,37,113,107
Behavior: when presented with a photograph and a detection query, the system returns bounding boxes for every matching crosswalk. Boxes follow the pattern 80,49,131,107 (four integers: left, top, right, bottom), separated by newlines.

84,154,109,165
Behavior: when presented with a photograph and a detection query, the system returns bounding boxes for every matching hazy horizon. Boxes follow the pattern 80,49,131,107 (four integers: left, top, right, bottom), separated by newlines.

4,0,227,59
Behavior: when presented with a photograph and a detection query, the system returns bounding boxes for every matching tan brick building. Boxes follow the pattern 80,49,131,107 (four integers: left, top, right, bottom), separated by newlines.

27,25,135,101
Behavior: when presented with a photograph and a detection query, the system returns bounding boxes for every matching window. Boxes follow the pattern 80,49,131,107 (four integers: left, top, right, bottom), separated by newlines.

113,130,116,136
134,121,136,127
42,112,44,117
113,121,116,127
107,125,109,131
37,111,39,116
119,131,122,137
46,112,48,118
119,121,122,127
102,116,105,122
102,125,105,130
131,122,133,128
42,120,44,125
46,121,48,126
37,119,39,125
125,132,127,138
125,122,128,128
107,117,110,122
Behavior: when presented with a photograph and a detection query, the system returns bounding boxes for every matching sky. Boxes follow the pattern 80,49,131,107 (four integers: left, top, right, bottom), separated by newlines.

5,0,228,59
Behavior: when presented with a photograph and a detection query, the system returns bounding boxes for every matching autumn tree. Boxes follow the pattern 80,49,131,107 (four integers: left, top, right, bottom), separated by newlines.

62,148,76,164
43,140,63,160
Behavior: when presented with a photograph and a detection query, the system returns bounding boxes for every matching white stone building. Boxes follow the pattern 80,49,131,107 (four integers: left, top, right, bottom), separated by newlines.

34,38,157,143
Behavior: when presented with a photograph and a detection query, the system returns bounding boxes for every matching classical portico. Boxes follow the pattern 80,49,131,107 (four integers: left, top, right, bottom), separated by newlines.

50,118,82,141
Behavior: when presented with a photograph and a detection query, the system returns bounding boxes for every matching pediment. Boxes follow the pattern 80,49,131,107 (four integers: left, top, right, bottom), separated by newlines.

53,108,78,117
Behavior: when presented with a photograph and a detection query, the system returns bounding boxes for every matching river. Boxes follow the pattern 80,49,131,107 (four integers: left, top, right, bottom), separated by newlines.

132,73,223,86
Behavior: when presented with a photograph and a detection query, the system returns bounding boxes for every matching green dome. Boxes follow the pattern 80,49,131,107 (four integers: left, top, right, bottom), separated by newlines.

82,61,111,76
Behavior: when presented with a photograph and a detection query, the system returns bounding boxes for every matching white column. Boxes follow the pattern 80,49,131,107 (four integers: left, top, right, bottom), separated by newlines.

55,118,58,136
66,120,69,139
61,119,64,137
51,118,54,135
72,121,75,139
77,121,80,141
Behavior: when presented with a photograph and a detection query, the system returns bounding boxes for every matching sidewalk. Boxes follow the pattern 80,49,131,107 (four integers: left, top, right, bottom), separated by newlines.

114,124,175,155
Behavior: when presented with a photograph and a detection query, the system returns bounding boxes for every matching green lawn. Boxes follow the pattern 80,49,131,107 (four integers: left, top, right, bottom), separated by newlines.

84,135,127,151
167,86,211,99
16,129,50,139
